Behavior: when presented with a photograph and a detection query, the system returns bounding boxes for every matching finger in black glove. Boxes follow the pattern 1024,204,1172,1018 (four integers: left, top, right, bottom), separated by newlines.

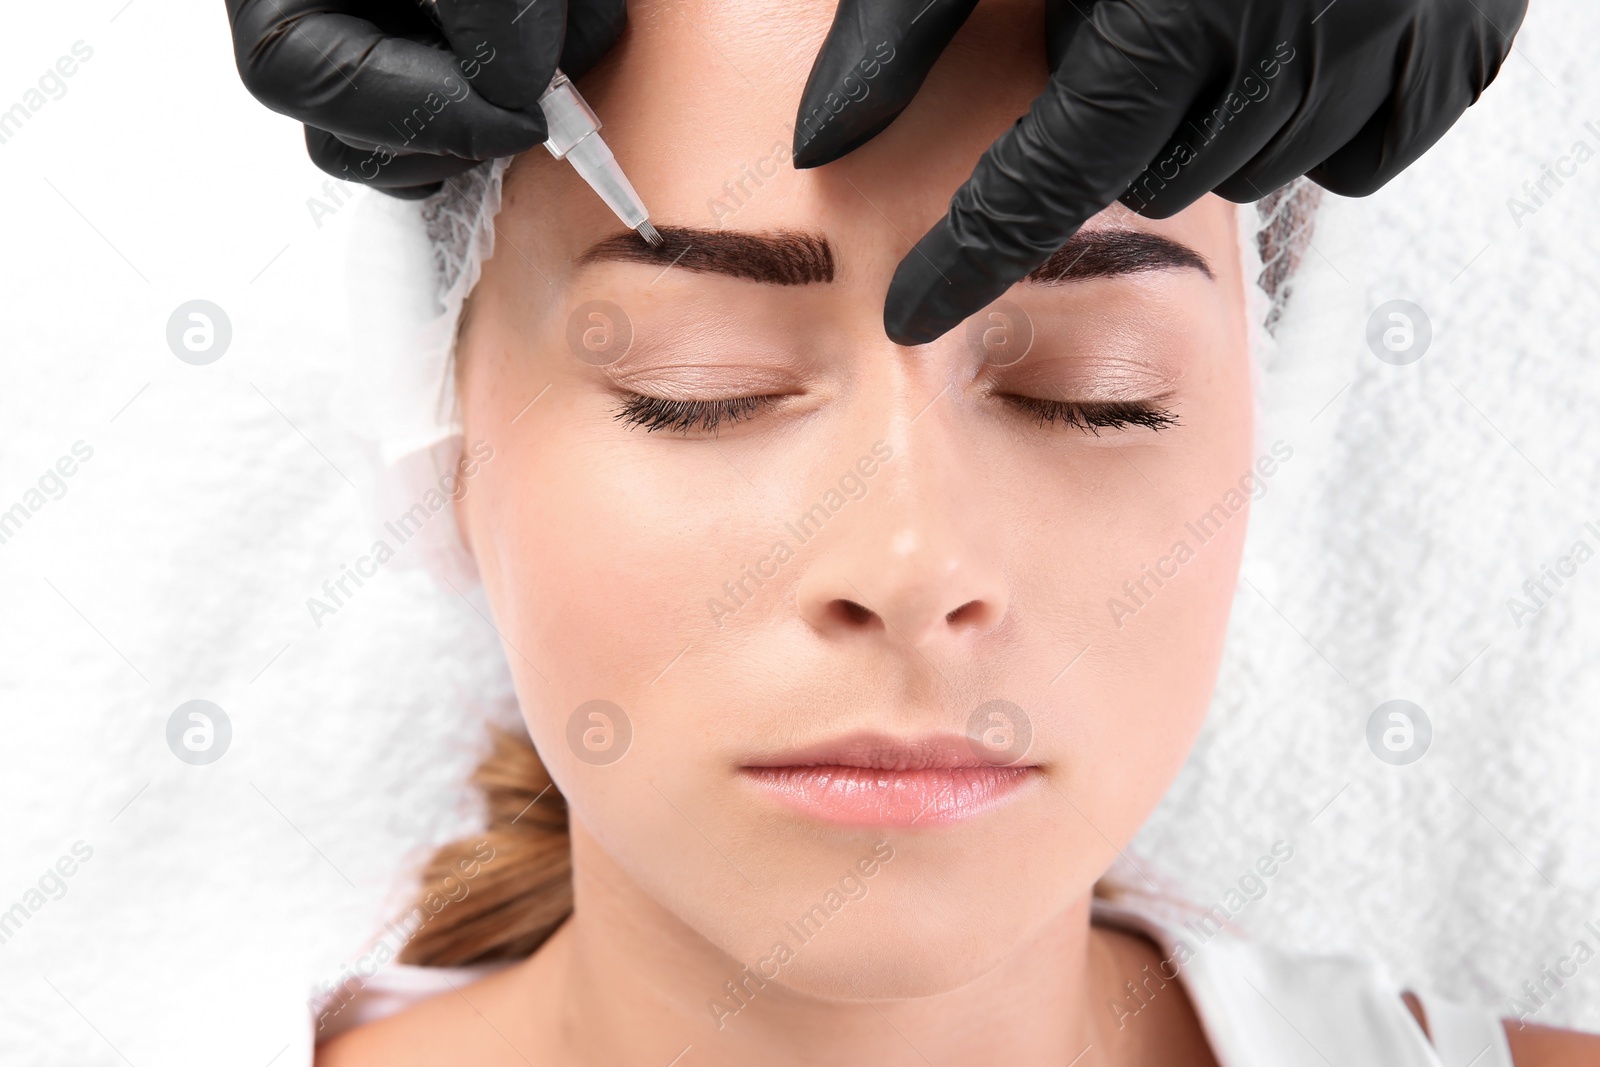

792,0,1526,345
226,0,625,198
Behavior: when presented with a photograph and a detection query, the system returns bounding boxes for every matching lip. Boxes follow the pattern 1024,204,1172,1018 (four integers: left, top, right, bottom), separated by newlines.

740,731,1039,828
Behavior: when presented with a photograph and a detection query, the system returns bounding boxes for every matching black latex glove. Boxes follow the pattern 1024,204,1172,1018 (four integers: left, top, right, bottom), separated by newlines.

225,0,626,199
791,0,1527,345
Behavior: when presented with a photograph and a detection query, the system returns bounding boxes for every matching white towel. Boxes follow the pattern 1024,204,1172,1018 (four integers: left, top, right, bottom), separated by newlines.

1135,0,1600,1028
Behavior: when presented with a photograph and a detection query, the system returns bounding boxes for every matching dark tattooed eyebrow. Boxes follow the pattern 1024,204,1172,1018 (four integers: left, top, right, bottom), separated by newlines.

575,225,1205,288
1024,229,1214,284
576,226,835,284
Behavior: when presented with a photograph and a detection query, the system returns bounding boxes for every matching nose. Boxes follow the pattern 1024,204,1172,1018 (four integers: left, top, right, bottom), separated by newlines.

795,425,1009,650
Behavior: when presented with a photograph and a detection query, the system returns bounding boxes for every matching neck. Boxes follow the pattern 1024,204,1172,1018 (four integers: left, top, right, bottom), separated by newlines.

518,821,1151,1067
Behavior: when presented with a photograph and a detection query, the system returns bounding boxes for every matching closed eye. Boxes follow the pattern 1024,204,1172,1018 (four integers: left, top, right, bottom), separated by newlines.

610,391,1179,436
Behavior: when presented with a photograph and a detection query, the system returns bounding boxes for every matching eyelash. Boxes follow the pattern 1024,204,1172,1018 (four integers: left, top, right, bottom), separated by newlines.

613,392,1178,436
613,393,780,434
1003,395,1179,435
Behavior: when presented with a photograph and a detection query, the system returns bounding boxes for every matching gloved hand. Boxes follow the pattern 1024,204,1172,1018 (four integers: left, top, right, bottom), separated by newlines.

224,0,625,198
790,0,1528,345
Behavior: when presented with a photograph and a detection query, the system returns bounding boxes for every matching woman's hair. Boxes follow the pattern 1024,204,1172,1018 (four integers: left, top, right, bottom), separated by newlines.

400,179,1324,968
398,725,572,965
1255,179,1324,335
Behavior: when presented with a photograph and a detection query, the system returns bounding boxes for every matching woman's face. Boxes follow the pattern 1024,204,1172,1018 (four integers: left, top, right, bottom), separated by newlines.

454,0,1254,998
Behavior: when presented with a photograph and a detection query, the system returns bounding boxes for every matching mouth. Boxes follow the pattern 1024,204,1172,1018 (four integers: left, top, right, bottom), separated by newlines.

739,731,1040,828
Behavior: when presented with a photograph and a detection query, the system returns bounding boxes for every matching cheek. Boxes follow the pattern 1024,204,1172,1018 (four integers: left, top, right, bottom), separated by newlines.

1044,320,1254,839
471,435,722,724
463,398,821,959
463,387,800,813
454,276,729,765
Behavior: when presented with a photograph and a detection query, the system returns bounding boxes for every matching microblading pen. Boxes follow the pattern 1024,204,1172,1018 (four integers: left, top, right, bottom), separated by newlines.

417,1,661,247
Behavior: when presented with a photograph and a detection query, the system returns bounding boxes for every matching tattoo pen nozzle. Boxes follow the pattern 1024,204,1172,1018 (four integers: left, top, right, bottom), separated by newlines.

538,70,661,247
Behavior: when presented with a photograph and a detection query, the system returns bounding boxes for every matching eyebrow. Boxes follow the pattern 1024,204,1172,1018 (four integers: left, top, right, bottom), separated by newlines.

573,225,1210,286
576,226,834,284
1024,229,1213,283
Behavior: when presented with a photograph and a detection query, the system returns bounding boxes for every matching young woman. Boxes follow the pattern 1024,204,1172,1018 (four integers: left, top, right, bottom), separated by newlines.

314,1,1598,1062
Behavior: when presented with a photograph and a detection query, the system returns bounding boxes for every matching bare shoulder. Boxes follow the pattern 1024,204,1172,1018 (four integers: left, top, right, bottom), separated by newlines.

315,963,539,1067
1505,1019,1600,1066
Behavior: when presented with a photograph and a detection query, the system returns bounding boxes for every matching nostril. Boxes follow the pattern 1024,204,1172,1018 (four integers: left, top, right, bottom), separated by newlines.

837,599,874,626
946,600,986,627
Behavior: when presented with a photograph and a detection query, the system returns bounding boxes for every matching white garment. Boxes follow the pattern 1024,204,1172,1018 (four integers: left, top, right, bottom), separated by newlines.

1091,899,1514,1067
309,897,1515,1066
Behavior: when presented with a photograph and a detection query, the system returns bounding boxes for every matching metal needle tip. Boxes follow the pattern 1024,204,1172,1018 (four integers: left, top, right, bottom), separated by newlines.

636,220,663,247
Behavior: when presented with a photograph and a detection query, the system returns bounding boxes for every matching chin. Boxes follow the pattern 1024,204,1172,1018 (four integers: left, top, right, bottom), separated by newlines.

755,907,1030,1001
708,865,1070,1004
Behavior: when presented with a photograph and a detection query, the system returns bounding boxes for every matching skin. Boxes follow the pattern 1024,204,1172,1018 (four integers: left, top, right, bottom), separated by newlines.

319,0,1600,1063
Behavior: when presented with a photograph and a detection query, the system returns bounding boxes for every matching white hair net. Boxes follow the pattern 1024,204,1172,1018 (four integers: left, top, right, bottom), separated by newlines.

334,158,512,590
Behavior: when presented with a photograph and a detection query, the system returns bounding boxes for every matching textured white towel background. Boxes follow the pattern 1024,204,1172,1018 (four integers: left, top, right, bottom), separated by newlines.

1,2,1596,1065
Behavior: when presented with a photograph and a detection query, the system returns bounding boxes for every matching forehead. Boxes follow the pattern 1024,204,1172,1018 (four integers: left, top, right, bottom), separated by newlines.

499,0,1233,287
